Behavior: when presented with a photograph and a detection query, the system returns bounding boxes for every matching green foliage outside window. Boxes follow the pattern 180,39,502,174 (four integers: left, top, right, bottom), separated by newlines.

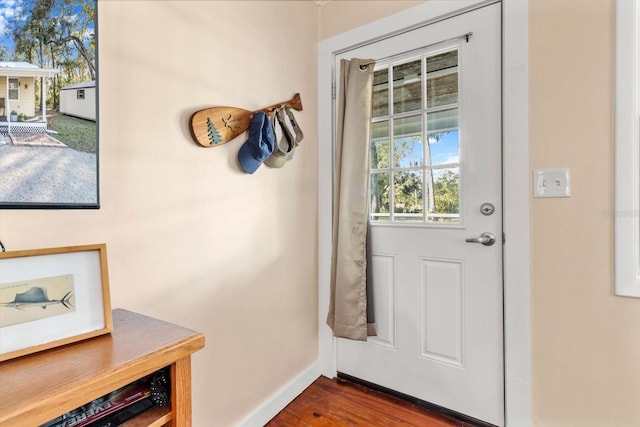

370,137,459,221
433,170,459,220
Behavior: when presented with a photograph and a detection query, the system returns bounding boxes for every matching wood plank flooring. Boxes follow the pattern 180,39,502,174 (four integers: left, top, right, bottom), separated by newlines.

266,376,479,426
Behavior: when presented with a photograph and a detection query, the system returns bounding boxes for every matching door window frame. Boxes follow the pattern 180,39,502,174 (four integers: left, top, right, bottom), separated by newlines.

369,45,464,226
317,0,531,425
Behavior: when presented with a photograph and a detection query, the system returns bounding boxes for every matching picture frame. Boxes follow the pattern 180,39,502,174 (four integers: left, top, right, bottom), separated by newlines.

0,244,112,362
0,0,99,209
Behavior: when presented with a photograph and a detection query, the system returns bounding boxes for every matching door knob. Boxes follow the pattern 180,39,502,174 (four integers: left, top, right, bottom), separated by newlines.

465,232,496,246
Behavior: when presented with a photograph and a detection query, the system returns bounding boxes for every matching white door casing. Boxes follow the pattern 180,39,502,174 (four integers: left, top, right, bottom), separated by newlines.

317,1,531,426
333,4,503,425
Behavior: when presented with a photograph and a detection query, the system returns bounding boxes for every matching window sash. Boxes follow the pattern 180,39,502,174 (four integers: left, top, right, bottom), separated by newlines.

8,78,19,101
369,45,461,225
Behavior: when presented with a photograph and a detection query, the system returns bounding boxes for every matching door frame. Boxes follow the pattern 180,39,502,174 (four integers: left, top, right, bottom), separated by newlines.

317,1,531,426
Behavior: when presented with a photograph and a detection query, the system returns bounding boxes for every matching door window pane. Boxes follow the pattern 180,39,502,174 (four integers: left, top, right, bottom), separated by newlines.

427,50,458,108
428,168,460,223
372,68,389,118
426,108,458,133
428,130,459,166
370,121,390,169
393,115,423,168
370,172,390,221
393,170,423,221
393,60,422,114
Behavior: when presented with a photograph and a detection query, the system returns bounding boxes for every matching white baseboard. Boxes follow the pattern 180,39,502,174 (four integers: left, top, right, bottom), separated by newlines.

237,362,322,427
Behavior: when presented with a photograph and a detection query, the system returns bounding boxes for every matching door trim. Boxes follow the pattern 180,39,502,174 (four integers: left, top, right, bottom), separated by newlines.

317,1,531,425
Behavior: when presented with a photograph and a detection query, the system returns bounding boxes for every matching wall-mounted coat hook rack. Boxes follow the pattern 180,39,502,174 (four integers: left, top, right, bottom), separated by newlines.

190,93,303,148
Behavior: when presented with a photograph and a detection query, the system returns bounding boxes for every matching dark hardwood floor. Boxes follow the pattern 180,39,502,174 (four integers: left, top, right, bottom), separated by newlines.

266,376,479,426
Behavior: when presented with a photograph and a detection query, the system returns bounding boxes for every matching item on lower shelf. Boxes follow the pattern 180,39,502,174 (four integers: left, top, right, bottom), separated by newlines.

149,369,170,407
84,398,154,427
40,368,171,427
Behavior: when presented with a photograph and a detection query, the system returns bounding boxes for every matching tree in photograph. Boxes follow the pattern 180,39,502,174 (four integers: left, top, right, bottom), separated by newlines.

0,44,9,61
57,0,96,81
9,0,96,109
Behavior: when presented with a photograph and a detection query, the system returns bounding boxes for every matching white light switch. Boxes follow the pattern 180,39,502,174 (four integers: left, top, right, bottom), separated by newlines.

533,168,571,198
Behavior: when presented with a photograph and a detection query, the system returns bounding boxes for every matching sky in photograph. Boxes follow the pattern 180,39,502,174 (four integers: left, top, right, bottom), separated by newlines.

0,0,17,55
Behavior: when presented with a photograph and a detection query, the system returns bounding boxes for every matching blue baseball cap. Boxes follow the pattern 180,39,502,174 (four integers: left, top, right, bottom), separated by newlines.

238,111,275,174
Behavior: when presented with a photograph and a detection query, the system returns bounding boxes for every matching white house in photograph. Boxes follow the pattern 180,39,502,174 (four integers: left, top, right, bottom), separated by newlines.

60,81,96,121
0,61,59,133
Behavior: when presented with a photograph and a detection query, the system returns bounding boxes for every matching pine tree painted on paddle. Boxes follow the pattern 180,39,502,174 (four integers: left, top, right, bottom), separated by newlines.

207,118,222,144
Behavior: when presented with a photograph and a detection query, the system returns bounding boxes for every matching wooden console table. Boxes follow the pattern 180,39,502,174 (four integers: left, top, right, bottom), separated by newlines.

0,309,205,427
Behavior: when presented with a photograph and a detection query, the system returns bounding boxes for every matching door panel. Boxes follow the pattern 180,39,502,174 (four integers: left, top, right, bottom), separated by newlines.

335,3,503,425
369,254,396,348
419,257,464,366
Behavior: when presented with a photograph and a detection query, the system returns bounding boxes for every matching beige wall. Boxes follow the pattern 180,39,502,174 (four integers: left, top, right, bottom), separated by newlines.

0,1,318,426
530,0,640,425
318,0,425,39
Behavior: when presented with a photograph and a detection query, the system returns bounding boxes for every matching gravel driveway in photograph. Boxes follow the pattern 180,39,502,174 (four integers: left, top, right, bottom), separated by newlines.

0,141,97,205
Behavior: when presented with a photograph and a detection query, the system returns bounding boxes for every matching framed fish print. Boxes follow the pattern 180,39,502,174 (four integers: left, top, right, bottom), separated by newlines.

0,244,112,361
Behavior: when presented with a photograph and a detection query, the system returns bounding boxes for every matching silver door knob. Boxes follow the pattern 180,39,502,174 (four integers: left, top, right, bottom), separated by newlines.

465,232,496,246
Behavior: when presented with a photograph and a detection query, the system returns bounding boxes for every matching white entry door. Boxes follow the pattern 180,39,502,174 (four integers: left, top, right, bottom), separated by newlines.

335,3,503,426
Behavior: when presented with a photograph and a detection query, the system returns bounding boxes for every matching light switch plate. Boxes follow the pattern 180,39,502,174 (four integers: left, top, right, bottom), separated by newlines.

533,168,571,198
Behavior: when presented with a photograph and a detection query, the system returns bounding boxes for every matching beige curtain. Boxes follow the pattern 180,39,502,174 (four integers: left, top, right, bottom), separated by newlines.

327,58,376,341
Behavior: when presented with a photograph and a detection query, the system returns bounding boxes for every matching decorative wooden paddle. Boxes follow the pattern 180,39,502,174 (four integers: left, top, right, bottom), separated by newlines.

190,93,303,147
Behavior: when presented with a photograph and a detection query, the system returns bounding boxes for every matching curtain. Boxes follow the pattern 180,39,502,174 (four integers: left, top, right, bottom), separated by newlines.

327,58,376,341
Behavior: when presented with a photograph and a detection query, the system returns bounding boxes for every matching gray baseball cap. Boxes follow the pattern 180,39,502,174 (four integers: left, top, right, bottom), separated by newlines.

265,108,294,169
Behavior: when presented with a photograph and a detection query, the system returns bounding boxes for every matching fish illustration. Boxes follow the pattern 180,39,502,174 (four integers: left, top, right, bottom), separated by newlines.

0,287,73,310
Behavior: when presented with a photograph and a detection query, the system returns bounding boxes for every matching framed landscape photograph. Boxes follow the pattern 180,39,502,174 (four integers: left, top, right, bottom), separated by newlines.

0,244,112,362
0,0,99,208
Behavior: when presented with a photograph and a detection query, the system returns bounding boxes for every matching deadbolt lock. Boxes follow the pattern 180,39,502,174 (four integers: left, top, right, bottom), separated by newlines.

480,202,495,216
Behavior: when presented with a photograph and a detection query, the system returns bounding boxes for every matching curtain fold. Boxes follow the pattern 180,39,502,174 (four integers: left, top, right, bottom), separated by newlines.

327,58,376,341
